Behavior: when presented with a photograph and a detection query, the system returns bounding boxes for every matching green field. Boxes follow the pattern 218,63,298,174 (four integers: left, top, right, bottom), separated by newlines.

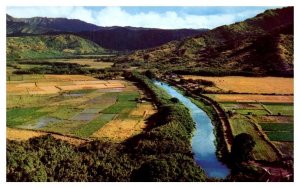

260,123,293,132
260,123,294,142
7,107,48,127
235,109,269,115
74,113,116,137
102,92,139,114
263,103,294,115
6,73,145,139
229,117,278,161
218,100,293,161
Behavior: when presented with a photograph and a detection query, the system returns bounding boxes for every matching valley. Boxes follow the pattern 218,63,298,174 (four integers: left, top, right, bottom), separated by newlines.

6,6,294,182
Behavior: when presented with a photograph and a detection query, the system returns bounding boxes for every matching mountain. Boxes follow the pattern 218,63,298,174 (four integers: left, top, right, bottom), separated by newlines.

77,28,207,51
6,14,100,34
123,7,294,77
7,34,107,60
7,14,208,51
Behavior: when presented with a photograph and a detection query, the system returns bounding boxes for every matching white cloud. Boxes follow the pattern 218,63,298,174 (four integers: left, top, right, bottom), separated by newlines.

6,6,268,29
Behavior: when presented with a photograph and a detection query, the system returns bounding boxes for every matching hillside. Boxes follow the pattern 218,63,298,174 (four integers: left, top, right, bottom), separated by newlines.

123,7,294,77
6,14,100,34
77,28,207,51
7,34,107,60
7,14,208,51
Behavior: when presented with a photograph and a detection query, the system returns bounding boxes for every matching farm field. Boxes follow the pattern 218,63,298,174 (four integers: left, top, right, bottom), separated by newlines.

183,75,293,94
7,74,124,95
206,94,293,103
47,58,114,69
229,117,278,161
6,127,87,146
7,74,157,142
197,76,294,162
218,100,293,161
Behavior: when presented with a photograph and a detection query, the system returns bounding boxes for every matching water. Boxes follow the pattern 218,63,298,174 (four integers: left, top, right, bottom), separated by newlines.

29,117,61,129
154,81,230,179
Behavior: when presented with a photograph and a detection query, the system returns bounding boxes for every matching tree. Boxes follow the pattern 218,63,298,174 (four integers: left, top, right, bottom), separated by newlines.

145,70,156,79
131,160,170,182
231,133,256,163
170,97,179,103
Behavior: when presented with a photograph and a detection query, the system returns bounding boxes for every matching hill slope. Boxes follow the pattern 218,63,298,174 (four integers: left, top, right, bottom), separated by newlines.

7,34,107,60
77,28,207,51
7,14,208,51
123,7,294,76
6,14,100,34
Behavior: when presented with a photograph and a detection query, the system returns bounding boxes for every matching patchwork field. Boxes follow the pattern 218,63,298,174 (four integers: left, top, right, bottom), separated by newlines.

219,100,293,161
7,74,124,95
7,74,157,142
194,75,294,162
183,75,293,94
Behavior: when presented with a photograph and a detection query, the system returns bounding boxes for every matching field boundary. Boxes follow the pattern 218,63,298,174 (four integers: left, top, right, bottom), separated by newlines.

245,116,284,160
7,127,91,144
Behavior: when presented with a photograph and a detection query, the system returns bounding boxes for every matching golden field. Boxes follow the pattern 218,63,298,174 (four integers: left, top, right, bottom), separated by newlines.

183,75,293,94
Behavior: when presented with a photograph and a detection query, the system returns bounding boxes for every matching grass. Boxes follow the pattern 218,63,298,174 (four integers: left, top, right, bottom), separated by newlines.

47,106,83,120
7,107,48,127
260,122,294,142
73,114,116,137
260,123,293,132
265,131,293,142
263,103,294,115
235,109,269,115
7,95,54,108
229,117,278,161
102,92,139,114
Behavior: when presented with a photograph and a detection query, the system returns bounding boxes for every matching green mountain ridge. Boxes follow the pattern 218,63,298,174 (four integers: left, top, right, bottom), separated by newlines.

7,34,107,60
122,7,294,76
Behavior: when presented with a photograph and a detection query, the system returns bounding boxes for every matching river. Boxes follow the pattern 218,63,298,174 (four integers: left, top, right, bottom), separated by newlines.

154,81,230,179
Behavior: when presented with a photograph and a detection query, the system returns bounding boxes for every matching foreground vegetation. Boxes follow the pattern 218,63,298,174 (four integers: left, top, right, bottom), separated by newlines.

7,71,208,182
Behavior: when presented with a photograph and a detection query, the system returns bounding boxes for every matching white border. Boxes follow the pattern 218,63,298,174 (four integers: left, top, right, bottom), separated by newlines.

0,0,298,187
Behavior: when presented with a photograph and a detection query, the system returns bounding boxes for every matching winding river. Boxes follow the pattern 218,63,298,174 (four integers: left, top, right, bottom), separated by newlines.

154,81,230,179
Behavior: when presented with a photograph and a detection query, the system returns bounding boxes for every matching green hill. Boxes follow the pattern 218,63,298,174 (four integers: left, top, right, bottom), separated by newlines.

123,7,293,77
7,34,107,60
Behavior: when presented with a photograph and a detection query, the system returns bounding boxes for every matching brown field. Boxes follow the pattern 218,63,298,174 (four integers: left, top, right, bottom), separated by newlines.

7,75,125,95
207,94,293,103
48,58,114,69
129,103,157,117
183,75,294,94
92,103,157,142
7,128,86,146
255,115,294,123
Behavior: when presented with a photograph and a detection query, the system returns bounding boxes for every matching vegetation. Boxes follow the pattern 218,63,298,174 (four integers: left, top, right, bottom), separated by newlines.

7,107,47,127
7,72,207,181
74,114,116,138
123,7,293,77
229,117,278,161
231,133,256,163
260,123,294,142
7,34,107,60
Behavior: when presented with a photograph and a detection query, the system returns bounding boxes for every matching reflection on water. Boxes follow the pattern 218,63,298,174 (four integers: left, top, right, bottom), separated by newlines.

154,81,230,179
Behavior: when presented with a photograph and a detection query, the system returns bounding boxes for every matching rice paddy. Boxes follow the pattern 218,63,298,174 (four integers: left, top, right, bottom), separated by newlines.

6,74,157,142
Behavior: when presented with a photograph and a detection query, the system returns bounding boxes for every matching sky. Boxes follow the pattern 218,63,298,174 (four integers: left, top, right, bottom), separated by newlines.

6,6,282,29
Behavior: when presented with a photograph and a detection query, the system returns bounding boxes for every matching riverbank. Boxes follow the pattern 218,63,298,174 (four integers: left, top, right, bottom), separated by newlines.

154,80,230,178
160,78,232,162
